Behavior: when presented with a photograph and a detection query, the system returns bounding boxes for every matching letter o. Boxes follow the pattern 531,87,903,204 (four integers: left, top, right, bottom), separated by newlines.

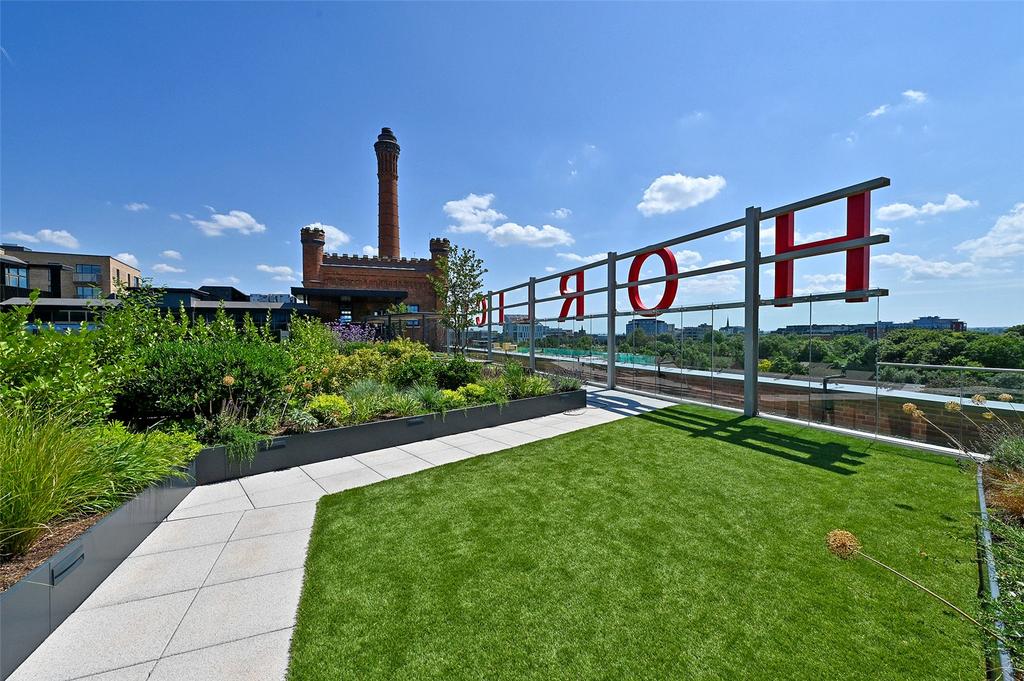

627,248,678,317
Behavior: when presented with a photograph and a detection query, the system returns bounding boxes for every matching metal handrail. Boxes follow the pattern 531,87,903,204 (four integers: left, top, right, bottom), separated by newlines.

760,177,891,220
878,362,1024,374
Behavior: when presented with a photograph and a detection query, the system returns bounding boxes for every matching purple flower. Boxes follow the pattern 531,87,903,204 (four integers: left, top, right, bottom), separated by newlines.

327,321,379,343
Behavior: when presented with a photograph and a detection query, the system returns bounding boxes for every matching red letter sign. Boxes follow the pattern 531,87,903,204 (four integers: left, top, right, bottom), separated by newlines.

774,192,871,306
627,248,678,317
474,296,487,326
558,271,584,321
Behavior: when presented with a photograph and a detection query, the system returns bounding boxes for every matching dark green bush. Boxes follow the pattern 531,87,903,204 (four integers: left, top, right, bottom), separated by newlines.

436,354,481,390
390,354,440,388
114,338,293,422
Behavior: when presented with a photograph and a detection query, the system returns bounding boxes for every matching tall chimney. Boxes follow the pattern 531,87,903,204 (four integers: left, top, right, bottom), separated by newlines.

374,127,400,258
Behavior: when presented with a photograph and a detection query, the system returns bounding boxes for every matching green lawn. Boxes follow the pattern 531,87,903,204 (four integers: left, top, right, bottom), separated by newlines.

288,403,985,680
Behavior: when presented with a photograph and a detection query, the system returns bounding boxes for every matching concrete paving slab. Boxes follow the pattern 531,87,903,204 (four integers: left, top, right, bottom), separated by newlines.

165,568,304,655
131,511,243,556
148,628,293,681
231,501,317,541
166,480,253,521
238,468,325,508
206,529,310,585
81,543,223,610
8,590,195,681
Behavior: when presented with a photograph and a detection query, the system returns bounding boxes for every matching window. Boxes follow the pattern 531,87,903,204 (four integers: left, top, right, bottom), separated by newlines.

115,268,121,283
75,263,101,283
4,266,28,289
405,303,421,328
76,286,101,299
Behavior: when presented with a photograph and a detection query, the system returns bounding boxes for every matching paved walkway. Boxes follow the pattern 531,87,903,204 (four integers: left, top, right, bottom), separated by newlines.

11,389,674,681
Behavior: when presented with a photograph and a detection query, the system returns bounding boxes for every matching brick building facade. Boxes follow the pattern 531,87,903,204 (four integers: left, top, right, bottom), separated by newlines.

294,128,449,323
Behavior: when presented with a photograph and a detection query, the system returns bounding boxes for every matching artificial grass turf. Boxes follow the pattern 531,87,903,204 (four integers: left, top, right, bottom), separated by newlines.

288,403,986,680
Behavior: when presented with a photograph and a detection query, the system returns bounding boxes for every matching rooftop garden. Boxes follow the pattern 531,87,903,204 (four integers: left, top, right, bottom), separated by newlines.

0,283,577,587
288,402,987,679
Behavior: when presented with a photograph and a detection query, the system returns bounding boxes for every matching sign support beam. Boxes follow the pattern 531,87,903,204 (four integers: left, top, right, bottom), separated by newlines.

606,252,617,389
743,206,761,417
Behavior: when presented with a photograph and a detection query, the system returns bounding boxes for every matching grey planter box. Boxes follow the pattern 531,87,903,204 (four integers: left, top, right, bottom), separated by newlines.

0,473,194,680
194,389,587,485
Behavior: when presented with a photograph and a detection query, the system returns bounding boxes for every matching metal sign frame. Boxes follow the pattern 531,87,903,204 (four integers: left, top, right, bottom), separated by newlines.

479,177,891,417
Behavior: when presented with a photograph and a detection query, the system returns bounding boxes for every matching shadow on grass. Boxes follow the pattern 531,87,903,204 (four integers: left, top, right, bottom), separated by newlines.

633,401,872,475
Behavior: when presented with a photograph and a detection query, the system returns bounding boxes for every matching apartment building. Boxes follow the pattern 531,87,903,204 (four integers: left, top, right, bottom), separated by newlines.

0,244,141,299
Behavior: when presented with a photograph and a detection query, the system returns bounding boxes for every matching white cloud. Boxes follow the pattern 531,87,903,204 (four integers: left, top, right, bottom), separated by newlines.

169,213,182,221
724,229,743,242
556,252,605,264
680,273,740,295
152,263,185,274
192,209,266,236
123,202,150,212
795,273,846,295
876,193,978,221
201,276,240,286
956,203,1024,260
114,252,139,268
301,222,350,252
675,249,702,268
443,193,574,247
6,228,80,249
872,252,977,280
544,266,557,273
867,104,889,118
361,245,378,257
445,193,507,234
902,89,928,104
551,207,572,219
489,223,574,248
256,264,297,281
161,249,183,260
637,173,726,216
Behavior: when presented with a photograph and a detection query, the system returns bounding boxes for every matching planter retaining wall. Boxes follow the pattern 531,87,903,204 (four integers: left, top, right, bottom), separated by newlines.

0,473,194,680
194,389,588,485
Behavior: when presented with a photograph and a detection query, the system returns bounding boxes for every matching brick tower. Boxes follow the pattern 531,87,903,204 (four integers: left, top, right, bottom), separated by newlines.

299,225,324,285
374,127,401,259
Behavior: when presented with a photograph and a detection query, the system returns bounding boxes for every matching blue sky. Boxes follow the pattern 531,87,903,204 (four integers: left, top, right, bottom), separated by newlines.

2,2,1022,329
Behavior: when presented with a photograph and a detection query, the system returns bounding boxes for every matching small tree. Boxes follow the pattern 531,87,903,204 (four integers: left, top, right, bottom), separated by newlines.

427,244,486,354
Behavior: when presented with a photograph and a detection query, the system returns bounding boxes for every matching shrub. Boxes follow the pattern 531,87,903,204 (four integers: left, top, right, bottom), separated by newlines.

390,354,440,388
285,317,338,386
457,383,488,404
385,392,425,418
991,435,1024,473
0,298,121,422
522,375,555,398
285,408,319,434
0,408,199,558
438,389,468,410
115,338,293,422
408,383,443,412
345,380,397,423
553,376,583,392
308,394,353,428
436,354,481,390
499,361,530,399
331,347,389,389
337,341,377,355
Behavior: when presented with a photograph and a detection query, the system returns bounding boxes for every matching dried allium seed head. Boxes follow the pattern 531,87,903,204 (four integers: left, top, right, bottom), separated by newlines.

826,530,862,560
971,394,987,405
982,411,995,420
302,381,313,390
902,403,917,415
945,401,962,412
912,409,926,420
321,367,330,376
297,365,307,374
222,375,235,387
998,393,1014,402
283,385,295,394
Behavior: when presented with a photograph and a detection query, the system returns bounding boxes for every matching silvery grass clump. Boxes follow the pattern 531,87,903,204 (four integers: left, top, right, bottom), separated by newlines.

826,530,1009,646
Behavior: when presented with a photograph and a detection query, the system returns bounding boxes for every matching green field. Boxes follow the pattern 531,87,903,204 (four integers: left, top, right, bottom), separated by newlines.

288,403,985,680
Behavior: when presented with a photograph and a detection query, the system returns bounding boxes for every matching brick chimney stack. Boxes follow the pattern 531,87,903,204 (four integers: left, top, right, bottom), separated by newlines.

374,127,400,259
300,225,325,285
